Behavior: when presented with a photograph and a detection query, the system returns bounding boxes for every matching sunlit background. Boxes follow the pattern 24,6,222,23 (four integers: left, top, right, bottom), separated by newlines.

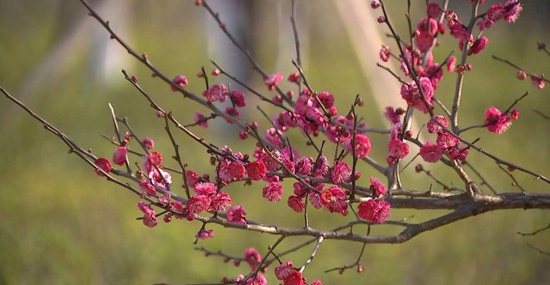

1,0,549,284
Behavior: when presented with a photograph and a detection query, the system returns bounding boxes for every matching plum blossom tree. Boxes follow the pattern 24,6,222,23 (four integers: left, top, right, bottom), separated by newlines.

2,0,550,284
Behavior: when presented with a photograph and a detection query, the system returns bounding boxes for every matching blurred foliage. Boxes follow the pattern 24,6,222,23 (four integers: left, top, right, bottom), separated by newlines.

1,0,549,284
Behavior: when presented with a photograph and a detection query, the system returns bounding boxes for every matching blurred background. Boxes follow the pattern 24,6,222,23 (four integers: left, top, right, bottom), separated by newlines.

1,0,549,284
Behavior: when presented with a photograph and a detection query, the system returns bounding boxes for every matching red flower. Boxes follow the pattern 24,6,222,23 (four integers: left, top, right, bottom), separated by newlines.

369,177,388,196
427,115,448,134
436,132,460,149
171,75,188,92
94,158,112,176
320,186,348,216
246,160,267,181
229,90,246,107
147,151,163,166
331,160,351,184
193,182,217,195
139,180,157,196
203,84,227,102
287,195,305,212
195,229,214,240
210,192,232,212
227,205,247,224
263,182,284,202
244,247,261,270
275,260,294,280
264,73,283,90
194,112,208,128
142,137,155,150
388,139,409,159
503,0,522,23
484,106,512,134
283,270,305,285
348,133,372,159
186,194,211,215
358,199,391,224
112,146,127,166
420,141,443,163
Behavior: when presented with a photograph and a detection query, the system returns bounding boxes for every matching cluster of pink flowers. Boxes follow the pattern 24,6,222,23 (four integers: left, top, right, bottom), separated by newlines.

484,106,519,134
274,260,323,285
419,115,469,163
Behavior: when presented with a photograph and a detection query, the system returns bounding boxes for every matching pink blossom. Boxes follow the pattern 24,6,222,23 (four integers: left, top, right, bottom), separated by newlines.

447,56,457,72
283,270,305,285
315,91,335,109
185,170,200,187
331,160,351,184
416,31,434,53
224,107,241,123
448,146,468,161
275,260,294,280
163,213,172,223
287,195,305,212
295,156,313,175
170,200,185,213
417,17,438,35
171,75,188,91
427,115,449,134
94,158,112,176
484,107,512,134
503,0,522,23
203,84,227,102
262,181,284,202
348,133,372,159
244,247,261,270
210,192,232,211
186,194,211,215
469,36,488,55
309,191,323,209
511,109,520,120
138,201,155,217
311,280,323,285
246,160,268,181
227,205,247,224
193,182,217,195
531,76,545,89
320,186,348,216
219,160,246,183
264,72,283,90
148,168,172,191
379,45,390,62
142,137,155,150
139,180,157,196
384,106,402,124
326,115,352,144
388,139,409,159
420,141,443,163
427,2,441,18
195,229,215,240
357,199,391,224
487,4,504,21
112,146,127,166
436,132,460,149
194,112,209,128
159,193,171,205
477,19,494,31
370,177,387,196
312,155,329,177
287,72,301,83
142,215,158,228
147,151,163,166
400,77,434,113
229,90,246,107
